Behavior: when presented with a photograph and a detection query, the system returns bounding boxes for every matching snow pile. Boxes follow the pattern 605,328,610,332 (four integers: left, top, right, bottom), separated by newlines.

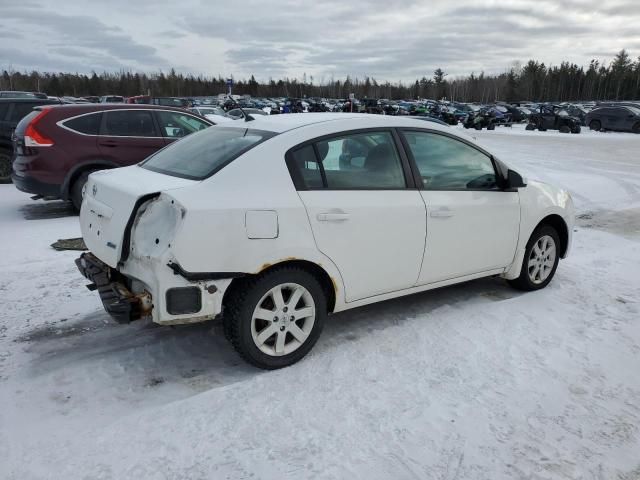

1,126,639,479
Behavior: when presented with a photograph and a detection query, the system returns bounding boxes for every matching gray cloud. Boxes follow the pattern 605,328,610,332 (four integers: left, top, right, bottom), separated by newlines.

1,0,639,83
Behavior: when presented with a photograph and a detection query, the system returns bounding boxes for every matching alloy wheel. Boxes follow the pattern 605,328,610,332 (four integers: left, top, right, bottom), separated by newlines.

527,235,557,284
251,283,316,356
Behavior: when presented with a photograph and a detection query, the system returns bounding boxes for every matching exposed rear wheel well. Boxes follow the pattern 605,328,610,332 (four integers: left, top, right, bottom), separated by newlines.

535,214,569,257
223,260,337,314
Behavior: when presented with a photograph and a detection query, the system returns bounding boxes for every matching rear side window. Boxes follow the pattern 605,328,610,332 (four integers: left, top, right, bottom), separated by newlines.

62,113,102,135
287,131,406,190
141,126,274,180
102,110,157,137
290,145,323,189
10,103,38,122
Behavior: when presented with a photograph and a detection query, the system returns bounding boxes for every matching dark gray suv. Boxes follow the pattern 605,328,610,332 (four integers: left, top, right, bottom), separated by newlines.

585,106,640,133
0,97,62,182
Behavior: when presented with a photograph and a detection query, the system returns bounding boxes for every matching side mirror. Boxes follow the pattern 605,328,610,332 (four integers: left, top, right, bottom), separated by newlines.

506,169,527,189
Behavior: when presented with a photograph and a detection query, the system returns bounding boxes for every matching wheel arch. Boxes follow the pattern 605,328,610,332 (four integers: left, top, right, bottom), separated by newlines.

534,214,569,258
61,160,119,200
223,259,338,314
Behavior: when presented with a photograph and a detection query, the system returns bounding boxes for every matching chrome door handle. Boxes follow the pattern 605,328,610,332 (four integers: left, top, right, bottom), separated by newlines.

317,213,350,222
430,208,453,218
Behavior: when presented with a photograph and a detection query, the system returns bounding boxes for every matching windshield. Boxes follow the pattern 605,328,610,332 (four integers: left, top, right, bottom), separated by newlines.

627,106,640,115
141,127,275,180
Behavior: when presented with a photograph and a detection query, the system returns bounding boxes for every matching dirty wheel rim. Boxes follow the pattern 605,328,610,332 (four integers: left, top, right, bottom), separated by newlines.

251,283,316,357
527,235,556,285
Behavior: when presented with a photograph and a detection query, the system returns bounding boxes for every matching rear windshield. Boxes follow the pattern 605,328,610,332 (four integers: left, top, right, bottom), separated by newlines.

140,126,275,180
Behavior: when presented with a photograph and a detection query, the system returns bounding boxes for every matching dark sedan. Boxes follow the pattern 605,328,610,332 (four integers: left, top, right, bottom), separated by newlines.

585,106,640,133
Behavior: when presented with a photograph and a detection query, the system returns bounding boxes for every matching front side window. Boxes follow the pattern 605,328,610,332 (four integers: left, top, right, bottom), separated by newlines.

63,112,102,135
141,126,274,180
156,111,209,138
290,131,406,189
402,131,498,190
102,110,157,137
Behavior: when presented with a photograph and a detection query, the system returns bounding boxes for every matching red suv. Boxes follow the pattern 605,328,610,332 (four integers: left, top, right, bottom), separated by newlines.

11,104,213,210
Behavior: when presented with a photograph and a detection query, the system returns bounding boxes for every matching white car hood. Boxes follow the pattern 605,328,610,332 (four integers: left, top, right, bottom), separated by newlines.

80,166,197,268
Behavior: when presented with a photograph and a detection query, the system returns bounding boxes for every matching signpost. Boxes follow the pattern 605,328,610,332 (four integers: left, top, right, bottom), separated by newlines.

226,78,233,96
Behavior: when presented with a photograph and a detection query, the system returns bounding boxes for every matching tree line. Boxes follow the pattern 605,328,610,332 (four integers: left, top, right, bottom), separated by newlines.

1,50,639,102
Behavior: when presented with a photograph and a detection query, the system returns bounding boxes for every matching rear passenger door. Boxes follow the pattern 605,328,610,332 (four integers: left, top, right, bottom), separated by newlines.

1,102,38,147
0,102,12,148
98,110,165,166
288,130,427,302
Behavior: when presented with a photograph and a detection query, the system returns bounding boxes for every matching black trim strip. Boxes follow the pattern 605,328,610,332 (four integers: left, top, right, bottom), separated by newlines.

167,261,246,281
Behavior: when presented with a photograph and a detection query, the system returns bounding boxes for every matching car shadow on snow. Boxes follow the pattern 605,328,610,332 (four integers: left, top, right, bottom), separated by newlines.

19,311,257,394
322,275,520,346
19,275,521,391
20,200,76,220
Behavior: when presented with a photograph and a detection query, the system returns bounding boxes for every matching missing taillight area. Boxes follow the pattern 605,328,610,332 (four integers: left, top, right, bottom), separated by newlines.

24,109,54,147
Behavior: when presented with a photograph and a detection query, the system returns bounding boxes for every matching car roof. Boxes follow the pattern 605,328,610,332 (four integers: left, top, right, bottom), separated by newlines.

0,98,61,104
32,103,194,114
225,113,454,134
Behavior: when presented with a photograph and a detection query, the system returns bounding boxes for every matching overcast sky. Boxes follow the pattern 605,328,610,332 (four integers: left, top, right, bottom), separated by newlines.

1,0,639,83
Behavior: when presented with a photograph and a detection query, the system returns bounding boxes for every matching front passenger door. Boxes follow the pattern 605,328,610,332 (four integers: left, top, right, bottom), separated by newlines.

401,130,520,285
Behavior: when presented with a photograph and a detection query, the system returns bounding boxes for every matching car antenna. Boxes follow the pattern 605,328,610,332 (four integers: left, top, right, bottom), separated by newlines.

227,94,254,122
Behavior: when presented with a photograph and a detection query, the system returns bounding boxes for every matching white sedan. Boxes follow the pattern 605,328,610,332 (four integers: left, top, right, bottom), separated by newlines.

76,114,574,369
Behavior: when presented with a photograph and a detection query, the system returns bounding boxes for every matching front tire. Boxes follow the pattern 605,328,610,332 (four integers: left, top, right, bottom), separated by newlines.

589,119,601,131
508,225,560,291
224,267,327,369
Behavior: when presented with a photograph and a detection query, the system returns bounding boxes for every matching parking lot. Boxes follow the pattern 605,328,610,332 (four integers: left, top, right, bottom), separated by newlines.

1,124,639,479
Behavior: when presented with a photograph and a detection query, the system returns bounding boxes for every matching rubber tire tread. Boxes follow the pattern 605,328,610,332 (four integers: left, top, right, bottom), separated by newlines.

223,266,327,369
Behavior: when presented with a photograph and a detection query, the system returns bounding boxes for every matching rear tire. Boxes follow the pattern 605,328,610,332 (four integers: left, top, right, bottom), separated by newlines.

525,123,536,131
70,170,97,212
559,125,571,134
571,125,581,134
224,266,327,369
633,122,640,134
508,225,560,291
0,149,12,184
589,119,601,131
487,123,496,130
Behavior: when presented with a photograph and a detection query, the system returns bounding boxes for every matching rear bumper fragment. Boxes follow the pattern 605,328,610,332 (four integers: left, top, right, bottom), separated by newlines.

75,252,152,324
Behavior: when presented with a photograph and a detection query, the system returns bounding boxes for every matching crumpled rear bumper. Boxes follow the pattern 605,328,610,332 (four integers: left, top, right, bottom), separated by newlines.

75,252,152,324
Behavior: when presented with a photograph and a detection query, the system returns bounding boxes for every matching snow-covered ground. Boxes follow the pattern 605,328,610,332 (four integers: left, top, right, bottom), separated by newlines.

1,124,639,479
